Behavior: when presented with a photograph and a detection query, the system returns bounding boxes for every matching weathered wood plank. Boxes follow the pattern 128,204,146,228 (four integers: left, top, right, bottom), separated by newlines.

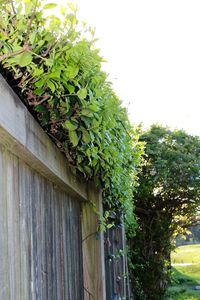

104,223,131,299
0,76,104,300
0,147,85,300
19,161,32,300
82,187,106,300
0,146,10,299
0,74,87,201
6,152,21,300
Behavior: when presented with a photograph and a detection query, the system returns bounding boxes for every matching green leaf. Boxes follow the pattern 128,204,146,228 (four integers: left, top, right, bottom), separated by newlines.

88,103,100,112
35,105,48,113
47,80,55,93
48,70,61,79
35,78,45,88
34,88,44,95
29,32,36,45
107,223,113,229
64,120,78,131
43,3,58,9
81,109,93,117
24,1,34,14
18,52,33,67
44,32,54,42
65,65,79,79
69,130,78,147
77,88,87,100
33,68,44,77
45,59,54,67
65,83,75,94
38,40,45,48
81,128,91,143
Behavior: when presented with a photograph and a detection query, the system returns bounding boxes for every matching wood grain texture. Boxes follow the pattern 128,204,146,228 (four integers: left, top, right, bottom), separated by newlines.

0,75,106,300
104,223,131,300
81,187,106,300
0,146,84,300
0,75,87,201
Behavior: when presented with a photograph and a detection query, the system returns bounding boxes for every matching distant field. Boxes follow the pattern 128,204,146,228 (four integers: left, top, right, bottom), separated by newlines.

172,244,200,264
167,244,200,300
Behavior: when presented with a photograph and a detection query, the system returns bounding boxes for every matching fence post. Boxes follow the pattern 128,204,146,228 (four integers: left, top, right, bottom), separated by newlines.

81,186,106,300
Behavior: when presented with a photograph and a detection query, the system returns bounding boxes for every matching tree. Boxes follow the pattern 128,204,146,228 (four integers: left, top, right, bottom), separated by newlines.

128,125,200,300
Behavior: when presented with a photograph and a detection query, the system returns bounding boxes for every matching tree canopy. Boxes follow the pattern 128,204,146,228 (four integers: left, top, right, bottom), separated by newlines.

128,125,200,299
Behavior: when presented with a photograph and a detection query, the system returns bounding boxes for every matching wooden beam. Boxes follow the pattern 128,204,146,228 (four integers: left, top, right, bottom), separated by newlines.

81,187,106,300
0,75,87,201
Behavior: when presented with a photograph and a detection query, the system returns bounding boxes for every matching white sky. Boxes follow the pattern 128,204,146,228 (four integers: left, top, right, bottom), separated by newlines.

56,0,200,136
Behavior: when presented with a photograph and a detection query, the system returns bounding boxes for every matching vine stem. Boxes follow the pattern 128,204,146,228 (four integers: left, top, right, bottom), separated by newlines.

10,0,16,14
29,51,48,61
62,93,76,97
0,44,30,62
29,96,50,107
24,0,39,44
44,118,67,125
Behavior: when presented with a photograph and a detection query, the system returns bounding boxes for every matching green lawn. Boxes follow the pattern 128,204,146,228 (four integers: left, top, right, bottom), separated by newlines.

166,244,200,300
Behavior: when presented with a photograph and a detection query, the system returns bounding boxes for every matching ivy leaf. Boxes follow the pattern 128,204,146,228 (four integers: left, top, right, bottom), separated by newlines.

66,65,79,79
35,105,48,113
48,70,61,79
77,88,87,100
18,52,32,67
64,120,78,131
34,88,44,95
33,68,44,77
107,223,113,229
81,108,93,117
43,3,58,9
69,130,78,147
45,59,54,67
29,32,36,45
35,78,45,88
81,128,91,143
88,103,100,112
66,83,75,94
38,40,45,48
47,80,55,93
24,1,34,14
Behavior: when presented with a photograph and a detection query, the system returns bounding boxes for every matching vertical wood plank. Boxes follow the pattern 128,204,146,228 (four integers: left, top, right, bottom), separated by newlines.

0,146,10,299
0,146,91,300
19,162,32,300
6,151,21,300
82,187,106,300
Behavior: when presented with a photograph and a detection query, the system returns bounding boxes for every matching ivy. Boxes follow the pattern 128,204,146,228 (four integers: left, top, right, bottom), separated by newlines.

0,0,143,225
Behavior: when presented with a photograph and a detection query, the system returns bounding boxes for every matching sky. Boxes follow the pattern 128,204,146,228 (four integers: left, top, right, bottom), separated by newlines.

56,0,200,136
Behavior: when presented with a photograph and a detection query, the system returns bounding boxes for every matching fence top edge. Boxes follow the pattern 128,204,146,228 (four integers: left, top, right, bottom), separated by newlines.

0,75,98,201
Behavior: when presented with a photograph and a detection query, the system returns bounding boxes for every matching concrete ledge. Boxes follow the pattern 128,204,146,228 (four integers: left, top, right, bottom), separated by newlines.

0,75,88,201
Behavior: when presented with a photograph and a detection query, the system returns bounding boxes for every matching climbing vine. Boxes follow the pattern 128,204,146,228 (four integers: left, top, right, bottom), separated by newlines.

0,0,143,225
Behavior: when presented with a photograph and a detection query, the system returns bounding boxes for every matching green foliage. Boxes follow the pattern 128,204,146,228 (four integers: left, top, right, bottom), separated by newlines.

0,0,143,225
128,125,200,299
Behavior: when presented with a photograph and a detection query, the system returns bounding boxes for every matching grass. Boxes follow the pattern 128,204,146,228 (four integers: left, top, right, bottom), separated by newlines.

166,244,200,300
171,244,200,264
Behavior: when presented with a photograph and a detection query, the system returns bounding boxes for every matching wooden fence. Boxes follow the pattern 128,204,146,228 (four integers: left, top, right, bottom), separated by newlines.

0,75,131,300
0,75,106,300
104,217,132,300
